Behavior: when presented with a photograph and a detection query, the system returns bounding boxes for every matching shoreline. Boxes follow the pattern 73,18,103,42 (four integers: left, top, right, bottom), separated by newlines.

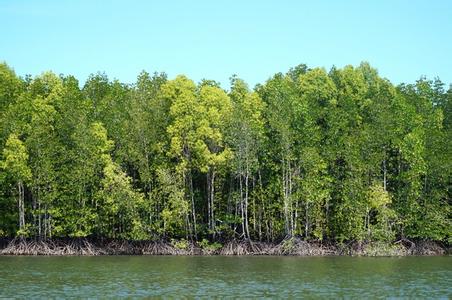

0,237,449,257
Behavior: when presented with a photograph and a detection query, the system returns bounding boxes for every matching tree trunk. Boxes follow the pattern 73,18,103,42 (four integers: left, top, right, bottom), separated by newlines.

258,171,263,241
211,169,215,234
17,181,25,234
383,151,387,192
244,166,250,240
239,174,245,238
252,176,256,233
282,158,291,237
48,211,52,238
305,202,309,239
294,198,298,234
207,171,211,232
365,207,371,239
188,170,197,240
288,161,294,235
38,193,42,238
207,168,216,235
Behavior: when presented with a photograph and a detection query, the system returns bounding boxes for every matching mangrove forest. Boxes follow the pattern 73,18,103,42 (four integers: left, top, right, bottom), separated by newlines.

0,62,450,254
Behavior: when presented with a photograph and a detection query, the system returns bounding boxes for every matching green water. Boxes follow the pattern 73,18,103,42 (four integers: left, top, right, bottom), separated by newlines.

0,256,450,298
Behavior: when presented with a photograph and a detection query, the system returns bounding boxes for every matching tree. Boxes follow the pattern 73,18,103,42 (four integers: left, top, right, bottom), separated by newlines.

365,183,396,241
295,68,335,239
163,75,200,238
164,76,233,238
126,71,168,233
155,167,187,237
0,63,23,146
198,83,232,235
96,149,146,240
26,72,62,238
259,73,298,238
1,134,31,235
326,65,370,241
228,77,265,239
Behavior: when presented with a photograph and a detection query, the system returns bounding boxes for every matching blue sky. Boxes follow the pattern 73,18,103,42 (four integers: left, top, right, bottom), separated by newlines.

1,0,451,88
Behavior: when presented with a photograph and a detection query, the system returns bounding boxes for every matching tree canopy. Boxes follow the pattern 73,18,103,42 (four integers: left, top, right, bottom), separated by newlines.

0,62,450,243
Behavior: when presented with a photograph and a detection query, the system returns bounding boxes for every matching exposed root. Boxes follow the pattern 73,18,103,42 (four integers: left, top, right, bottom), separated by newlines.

412,240,446,255
0,237,447,256
0,238,106,256
219,239,256,255
269,237,337,256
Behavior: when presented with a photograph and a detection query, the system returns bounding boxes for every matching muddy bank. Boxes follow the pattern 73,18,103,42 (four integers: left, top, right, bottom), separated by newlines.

0,237,449,256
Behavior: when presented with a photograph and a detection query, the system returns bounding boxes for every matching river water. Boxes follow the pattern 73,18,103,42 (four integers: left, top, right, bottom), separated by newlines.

0,256,450,298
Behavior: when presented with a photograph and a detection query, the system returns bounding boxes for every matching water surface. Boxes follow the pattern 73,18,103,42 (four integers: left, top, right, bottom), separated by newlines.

0,256,450,298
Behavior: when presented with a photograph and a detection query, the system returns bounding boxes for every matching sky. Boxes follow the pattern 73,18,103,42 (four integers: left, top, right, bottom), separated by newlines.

1,0,451,88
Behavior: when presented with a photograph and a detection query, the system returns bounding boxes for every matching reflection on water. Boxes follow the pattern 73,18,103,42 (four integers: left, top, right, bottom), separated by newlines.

0,256,451,298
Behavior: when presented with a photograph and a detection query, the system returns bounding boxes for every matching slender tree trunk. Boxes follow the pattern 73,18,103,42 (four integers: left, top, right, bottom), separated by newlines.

239,174,245,238
44,205,47,239
207,171,211,232
48,212,52,238
211,169,215,234
258,171,263,241
227,175,233,215
32,186,42,239
38,192,42,238
252,176,256,233
189,171,197,240
305,202,309,239
324,197,329,239
231,175,238,234
366,208,370,238
282,158,291,237
244,166,250,240
383,150,387,191
18,181,25,234
148,182,153,227
289,161,294,235
207,168,216,235
185,211,189,241
294,198,298,235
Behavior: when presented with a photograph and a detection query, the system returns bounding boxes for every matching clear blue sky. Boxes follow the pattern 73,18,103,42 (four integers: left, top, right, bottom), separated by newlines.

1,0,451,88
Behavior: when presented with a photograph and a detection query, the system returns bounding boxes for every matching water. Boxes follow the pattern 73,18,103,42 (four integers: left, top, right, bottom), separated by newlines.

0,256,450,298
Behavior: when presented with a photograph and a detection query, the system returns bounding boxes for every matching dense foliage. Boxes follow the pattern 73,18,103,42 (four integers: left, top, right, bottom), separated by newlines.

0,62,450,243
